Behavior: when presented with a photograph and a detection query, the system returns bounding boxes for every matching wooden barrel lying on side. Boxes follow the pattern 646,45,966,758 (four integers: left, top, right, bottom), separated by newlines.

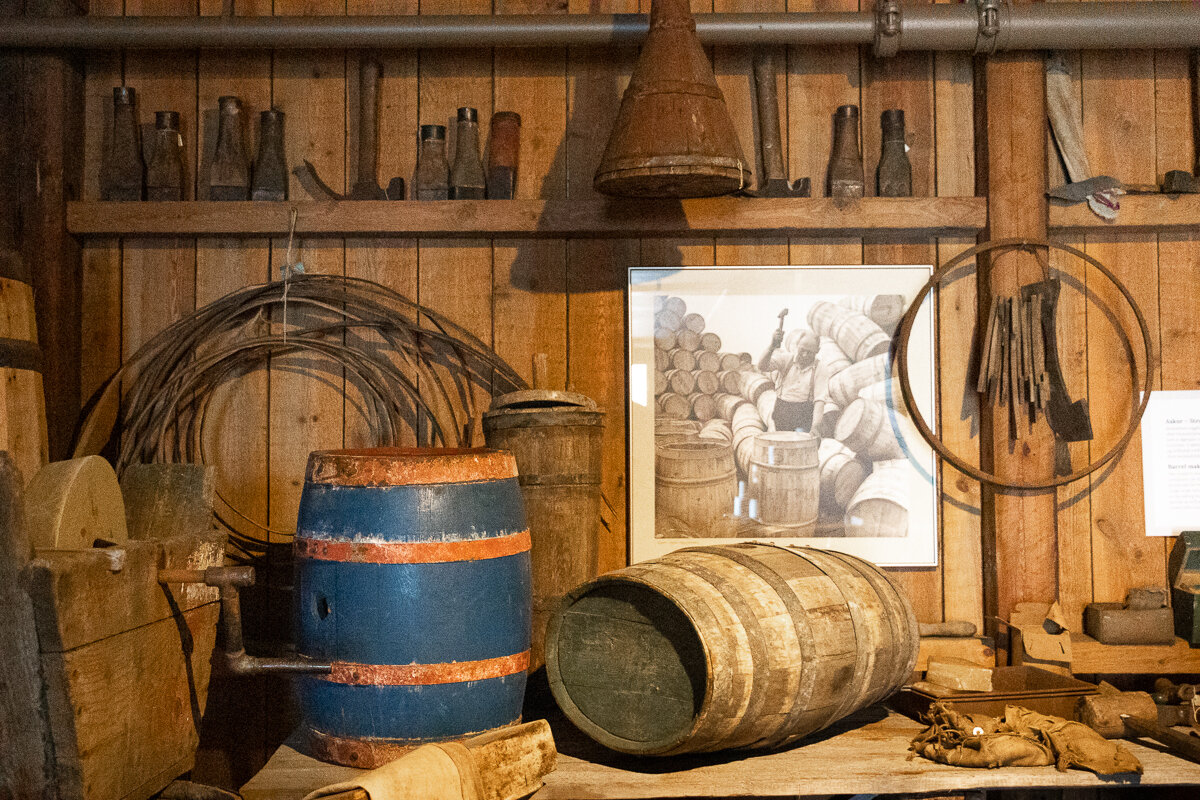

657,392,691,420
827,353,890,408
717,370,742,395
692,369,720,396
739,372,774,404
484,391,604,672
698,418,732,443
844,459,909,538
653,370,668,396
839,294,906,332
656,308,683,331
699,332,721,352
655,441,736,537
807,301,890,362
695,350,721,373
546,542,919,756
688,392,717,423
656,418,701,445
659,295,686,318
755,388,777,429
713,392,745,420
749,432,819,531
682,312,706,333
676,328,702,352
719,353,742,372
817,438,868,511
295,448,531,768
654,327,677,351
664,367,696,396
667,348,696,372
834,398,904,461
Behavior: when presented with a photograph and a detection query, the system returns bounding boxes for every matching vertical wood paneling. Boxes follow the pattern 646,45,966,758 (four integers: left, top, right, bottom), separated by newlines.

1079,47,1165,603
493,0,569,389
344,0,419,449
933,42,981,630
566,0,638,574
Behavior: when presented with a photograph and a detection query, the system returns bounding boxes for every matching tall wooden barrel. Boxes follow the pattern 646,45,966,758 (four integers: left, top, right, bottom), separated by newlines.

807,301,890,362
295,448,531,768
844,460,909,538
655,441,736,537
749,432,819,531
827,353,890,408
834,398,904,461
546,543,919,756
484,391,604,671
0,247,48,484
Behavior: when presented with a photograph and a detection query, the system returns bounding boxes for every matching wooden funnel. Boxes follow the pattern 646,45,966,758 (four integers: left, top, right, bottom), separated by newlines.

594,0,751,198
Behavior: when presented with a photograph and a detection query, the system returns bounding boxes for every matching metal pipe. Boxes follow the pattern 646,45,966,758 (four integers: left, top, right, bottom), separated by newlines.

0,4,1196,52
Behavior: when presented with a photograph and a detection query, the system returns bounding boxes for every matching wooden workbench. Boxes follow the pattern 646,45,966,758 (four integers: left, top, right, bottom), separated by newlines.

241,703,1200,799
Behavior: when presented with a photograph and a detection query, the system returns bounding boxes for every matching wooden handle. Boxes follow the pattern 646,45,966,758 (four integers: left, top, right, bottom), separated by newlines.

357,58,381,186
919,620,977,638
752,49,786,184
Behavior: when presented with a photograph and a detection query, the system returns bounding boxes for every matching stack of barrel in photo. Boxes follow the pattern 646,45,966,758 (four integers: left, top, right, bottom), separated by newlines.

653,295,754,538
653,293,913,539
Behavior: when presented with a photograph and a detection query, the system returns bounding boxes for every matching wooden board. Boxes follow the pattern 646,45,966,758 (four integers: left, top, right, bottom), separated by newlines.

1064,633,1200,675
916,636,995,673
44,603,219,800
65,197,990,238
1050,195,1200,233
240,707,1200,800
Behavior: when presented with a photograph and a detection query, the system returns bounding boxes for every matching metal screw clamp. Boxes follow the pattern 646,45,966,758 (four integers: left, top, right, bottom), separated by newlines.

974,0,1008,55
874,0,902,58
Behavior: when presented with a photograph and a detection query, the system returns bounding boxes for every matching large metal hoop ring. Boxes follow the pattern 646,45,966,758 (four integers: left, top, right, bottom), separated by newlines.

894,237,1154,491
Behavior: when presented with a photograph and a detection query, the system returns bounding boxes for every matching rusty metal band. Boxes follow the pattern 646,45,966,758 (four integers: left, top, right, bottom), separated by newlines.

295,529,530,564
0,338,42,373
327,650,530,686
306,447,518,485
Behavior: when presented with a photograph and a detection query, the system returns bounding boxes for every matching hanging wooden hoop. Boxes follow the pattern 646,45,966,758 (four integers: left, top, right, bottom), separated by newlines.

894,237,1154,491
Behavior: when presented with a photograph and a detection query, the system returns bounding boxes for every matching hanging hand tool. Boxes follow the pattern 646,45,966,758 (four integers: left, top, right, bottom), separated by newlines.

744,49,809,198
1023,279,1092,444
293,58,404,201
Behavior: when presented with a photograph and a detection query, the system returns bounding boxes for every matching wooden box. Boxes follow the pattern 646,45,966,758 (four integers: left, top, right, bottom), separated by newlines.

26,532,225,800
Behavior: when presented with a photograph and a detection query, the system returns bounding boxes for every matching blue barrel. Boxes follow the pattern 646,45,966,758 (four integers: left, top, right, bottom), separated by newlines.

294,447,532,768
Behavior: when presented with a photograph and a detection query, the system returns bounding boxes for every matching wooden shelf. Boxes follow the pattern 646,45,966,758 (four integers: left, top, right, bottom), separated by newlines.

1067,633,1200,675
1048,193,1200,234
66,197,988,240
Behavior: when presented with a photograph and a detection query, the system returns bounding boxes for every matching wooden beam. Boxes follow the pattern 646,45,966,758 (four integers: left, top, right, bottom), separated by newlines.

66,197,989,239
981,45,1058,646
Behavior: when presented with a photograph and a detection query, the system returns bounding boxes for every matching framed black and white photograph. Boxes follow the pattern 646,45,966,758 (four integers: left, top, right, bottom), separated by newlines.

628,265,938,567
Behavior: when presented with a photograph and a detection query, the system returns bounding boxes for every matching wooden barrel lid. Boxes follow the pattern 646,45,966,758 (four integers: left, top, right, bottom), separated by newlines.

487,389,599,413
305,447,518,486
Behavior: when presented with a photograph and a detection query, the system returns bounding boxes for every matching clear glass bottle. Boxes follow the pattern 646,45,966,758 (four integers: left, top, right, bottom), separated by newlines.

827,104,864,200
416,124,450,201
251,110,288,201
100,86,144,201
210,96,250,200
146,111,184,201
876,109,912,198
449,107,486,200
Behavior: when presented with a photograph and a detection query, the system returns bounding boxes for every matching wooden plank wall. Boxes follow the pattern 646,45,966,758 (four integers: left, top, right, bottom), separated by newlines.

73,0,1198,785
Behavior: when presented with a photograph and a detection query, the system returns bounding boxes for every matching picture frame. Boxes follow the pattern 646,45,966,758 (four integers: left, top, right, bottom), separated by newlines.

628,265,939,567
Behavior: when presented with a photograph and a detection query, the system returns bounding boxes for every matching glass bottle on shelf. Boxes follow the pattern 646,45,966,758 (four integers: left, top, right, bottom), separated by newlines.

146,111,185,201
876,109,912,198
449,107,486,200
416,124,450,201
251,109,288,201
100,86,144,201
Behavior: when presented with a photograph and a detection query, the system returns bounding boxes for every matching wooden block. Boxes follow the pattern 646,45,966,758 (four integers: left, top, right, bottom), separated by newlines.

26,532,223,652
44,604,219,800
915,636,996,673
925,656,994,693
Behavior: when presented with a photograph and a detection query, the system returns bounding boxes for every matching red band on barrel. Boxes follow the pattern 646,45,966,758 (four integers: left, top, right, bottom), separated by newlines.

295,530,530,564
327,651,530,686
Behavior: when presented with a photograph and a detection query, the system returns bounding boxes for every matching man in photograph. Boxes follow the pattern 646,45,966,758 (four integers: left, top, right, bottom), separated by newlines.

758,326,829,435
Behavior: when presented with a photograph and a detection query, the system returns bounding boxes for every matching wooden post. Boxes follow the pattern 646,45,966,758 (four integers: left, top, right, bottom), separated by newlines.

20,0,84,461
980,43,1057,649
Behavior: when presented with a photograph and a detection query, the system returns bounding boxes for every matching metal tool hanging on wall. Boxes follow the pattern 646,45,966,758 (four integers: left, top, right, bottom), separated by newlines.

746,49,809,198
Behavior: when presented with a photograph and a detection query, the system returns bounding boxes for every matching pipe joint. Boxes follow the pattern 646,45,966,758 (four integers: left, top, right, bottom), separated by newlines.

974,0,1008,54
873,0,902,57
